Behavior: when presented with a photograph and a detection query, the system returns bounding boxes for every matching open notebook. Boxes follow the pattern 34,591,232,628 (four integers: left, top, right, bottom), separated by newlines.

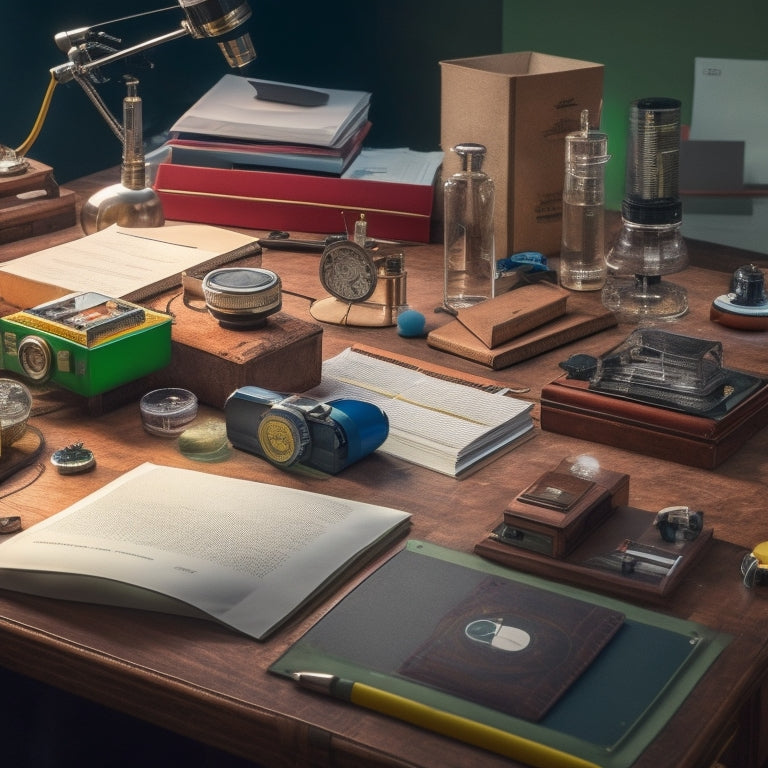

305,346,535,477
0,463,411,640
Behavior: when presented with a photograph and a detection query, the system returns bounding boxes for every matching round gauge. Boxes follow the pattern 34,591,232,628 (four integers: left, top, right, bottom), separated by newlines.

257,407,310,467
17,336,53,382
319,241,377,303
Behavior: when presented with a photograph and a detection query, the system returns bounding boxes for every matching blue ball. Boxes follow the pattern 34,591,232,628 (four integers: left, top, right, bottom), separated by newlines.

397,309,426,337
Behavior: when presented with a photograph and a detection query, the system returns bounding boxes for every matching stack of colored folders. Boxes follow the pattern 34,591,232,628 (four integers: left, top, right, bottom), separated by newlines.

153,75,442,242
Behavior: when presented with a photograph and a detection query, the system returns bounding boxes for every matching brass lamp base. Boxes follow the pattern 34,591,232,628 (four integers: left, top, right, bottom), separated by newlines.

80,182,165,235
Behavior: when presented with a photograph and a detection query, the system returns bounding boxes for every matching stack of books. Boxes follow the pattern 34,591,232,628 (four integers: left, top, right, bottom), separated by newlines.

152,75,442,242
164,75,373,175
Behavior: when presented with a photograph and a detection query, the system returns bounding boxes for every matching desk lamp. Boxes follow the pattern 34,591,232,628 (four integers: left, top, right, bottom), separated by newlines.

602,97,689,322
4,1,256,235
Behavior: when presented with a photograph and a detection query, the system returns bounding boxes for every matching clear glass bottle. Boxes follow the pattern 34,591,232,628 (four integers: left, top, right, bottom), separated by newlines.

559,110,610,291
443,143,495,310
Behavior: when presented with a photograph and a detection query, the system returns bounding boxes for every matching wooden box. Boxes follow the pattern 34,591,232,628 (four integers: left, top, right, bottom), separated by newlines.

499,459,629,558
146,296,322,409
476,504,713,603
540,373,768,469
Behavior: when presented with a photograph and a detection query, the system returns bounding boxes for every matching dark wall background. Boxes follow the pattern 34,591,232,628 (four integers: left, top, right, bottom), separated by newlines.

4,2,766,209
2,1,502,185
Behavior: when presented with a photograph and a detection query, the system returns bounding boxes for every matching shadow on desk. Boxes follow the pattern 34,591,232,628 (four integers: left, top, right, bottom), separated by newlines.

0,667,261,768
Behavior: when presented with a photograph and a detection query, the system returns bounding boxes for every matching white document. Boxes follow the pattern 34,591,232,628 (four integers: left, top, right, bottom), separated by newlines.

0,223,257,307
343,148,445,186
690,58,768,184
306,348,534,477
171,75,371,147
0,463,411,640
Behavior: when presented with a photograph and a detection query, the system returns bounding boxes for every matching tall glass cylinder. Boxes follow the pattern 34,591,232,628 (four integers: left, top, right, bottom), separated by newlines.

559,111,610,291
603,97,688,322
443,143,495,311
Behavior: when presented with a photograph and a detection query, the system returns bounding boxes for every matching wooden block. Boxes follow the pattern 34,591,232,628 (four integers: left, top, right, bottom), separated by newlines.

0,188,77,245
146,295,323,409
541,373,768,469
454,282,568,348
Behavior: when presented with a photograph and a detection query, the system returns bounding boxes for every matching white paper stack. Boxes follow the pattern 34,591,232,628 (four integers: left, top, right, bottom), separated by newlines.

171,74,372,148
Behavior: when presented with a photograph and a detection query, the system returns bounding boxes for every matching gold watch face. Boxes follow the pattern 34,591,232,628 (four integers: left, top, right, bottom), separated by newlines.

319,241,377,302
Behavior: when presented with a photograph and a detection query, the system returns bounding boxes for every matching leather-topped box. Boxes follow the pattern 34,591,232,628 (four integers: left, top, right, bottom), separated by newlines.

146,296,322,409
540,373,768,469
498,460,630,558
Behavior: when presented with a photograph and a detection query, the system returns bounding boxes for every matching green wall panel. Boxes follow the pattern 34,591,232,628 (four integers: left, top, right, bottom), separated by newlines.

502,0,768,209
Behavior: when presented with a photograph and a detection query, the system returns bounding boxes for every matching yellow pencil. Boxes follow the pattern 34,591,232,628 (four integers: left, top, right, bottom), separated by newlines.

292,672,601,768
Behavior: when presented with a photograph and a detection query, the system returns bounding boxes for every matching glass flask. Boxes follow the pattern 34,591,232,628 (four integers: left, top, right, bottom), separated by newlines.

443,143,495,311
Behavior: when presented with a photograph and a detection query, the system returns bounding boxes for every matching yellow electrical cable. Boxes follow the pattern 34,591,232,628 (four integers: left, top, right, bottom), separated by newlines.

14,73,58,158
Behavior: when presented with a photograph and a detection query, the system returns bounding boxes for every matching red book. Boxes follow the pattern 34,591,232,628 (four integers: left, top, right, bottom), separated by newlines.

153,162,435,242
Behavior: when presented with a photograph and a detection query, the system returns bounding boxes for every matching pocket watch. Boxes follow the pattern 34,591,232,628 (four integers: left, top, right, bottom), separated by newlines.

318,240,377,303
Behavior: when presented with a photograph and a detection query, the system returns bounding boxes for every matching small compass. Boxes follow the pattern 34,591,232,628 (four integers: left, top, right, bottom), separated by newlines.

318,240,377,303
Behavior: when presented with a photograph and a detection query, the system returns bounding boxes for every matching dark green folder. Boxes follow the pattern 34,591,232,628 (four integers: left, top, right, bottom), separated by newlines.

270,541,730,767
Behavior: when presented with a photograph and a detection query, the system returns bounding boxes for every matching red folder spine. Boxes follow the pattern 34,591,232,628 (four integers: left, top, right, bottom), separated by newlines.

153,163,434,242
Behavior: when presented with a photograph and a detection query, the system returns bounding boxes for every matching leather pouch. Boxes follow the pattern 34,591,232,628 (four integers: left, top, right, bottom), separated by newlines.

399,576,624,721
455,282,568,348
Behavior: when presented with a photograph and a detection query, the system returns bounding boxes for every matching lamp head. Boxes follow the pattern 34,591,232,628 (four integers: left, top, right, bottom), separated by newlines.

177,0,256,68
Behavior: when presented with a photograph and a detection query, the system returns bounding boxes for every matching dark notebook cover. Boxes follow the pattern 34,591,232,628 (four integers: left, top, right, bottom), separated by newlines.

399,576,624,721
271,541,730,768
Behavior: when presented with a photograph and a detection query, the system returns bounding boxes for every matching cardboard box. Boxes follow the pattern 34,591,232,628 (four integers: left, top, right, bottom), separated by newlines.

440,52,604,258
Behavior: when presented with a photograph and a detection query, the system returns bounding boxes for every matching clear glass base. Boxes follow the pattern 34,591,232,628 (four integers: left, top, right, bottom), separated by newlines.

443,295,489,311
602,275,688,323
559,259,606,291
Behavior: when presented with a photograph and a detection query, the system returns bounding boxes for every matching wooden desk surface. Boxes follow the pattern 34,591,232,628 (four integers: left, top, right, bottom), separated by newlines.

2,170,768,768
